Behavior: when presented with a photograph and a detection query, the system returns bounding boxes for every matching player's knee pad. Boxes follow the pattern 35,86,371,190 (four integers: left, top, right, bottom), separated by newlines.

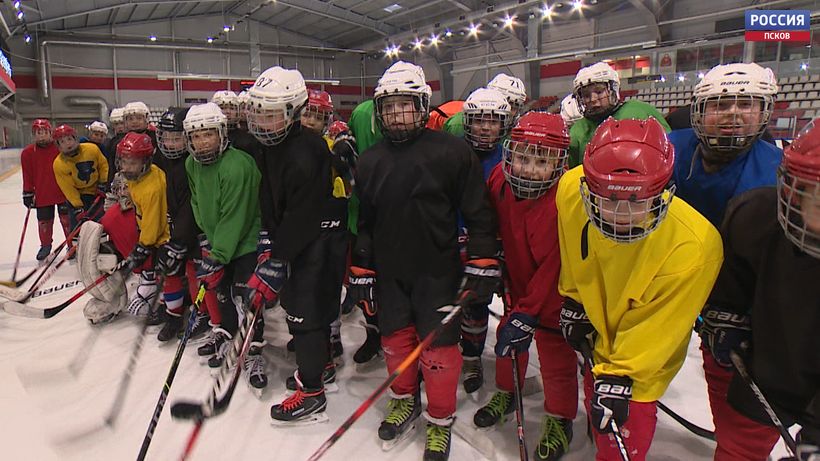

77,220,126,303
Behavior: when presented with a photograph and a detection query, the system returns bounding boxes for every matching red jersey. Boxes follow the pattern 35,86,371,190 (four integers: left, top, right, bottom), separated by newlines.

21,142,66,207
487,164,563,326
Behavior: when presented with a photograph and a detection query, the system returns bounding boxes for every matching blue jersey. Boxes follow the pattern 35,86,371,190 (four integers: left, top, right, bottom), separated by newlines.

669,128,782,227
458,145,502,241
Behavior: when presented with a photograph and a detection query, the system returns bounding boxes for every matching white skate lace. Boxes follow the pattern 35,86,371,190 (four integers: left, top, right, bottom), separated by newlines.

244,352,265,379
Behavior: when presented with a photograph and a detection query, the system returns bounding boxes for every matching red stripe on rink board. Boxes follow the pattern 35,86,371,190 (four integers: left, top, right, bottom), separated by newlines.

540,60,583,78
745,30,811,42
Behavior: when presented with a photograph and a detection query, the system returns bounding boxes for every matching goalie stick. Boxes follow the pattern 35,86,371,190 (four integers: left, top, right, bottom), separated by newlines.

137,285,206,461
2,257,128,318
171,294,263,460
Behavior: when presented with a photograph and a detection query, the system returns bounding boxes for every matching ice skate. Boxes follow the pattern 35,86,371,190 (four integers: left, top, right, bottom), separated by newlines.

286,363,338,394
197,326,228,365
473,391,514,430
181,310,211,344
36,245,51,262
423,413,454,461
244,342,268,397
207,328,233,369
330,331,344,367
378,391,421,451
271,374,329,427
157,312,182,342
534,415,573,461
353,322,382,365
462,356,484,394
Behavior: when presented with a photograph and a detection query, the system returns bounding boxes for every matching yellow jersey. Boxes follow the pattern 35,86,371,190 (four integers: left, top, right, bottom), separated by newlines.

52,142,109,207
556,165,723,401
127,164,170,247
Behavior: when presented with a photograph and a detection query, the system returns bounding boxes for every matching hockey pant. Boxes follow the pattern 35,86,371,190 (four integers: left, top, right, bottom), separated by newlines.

494,325,578,419
702,347,780,461
377,271,462,419
280,231,347,389
35,204,71,247
583,368,657,461
100,203,138,259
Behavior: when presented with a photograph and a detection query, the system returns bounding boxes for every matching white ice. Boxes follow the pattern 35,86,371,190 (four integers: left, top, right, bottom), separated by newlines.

0,149,794,461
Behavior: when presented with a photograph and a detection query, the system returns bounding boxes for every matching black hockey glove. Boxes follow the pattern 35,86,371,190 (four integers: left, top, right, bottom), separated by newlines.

559,298,597,353
699,304,751,368
331,134,358,175
157,241,187,276
457,258,501,305
125,244,153,271
22,191,35,208
590,375,632,434
347,266,377,315
495,311,537,357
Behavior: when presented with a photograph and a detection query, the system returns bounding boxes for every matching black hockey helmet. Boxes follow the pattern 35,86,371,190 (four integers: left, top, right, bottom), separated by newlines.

158,107,185,132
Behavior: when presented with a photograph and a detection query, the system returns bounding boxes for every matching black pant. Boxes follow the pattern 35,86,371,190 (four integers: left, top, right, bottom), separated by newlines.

376,270,462,347
215,252,256,336
36,203,69,221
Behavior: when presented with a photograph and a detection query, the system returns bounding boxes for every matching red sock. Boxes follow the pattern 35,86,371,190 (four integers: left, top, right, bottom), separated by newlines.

37,219,54,246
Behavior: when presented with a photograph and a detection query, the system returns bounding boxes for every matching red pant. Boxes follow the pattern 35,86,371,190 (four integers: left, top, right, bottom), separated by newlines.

100,204,138,259
702,348,779,461
583,370,657,461
495,327,578,419
382,325,462,419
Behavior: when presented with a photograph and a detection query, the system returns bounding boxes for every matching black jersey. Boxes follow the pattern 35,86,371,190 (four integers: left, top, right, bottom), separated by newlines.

162,154,199,252
353,128,497,280
253,123,347,263
710,187,820,425
229,128,261,158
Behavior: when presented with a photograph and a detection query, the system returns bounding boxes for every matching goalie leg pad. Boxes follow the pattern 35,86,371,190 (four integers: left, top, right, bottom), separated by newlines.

77,221,126,302
84,291,126,324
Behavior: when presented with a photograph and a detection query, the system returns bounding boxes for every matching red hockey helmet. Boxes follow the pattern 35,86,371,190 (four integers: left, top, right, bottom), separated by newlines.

778,118,820,258
116,132,154,180
31,119,52,133
53,124,77,140
581,117,676,243
327,120,349,139
501,111,570,199
307,89,333,113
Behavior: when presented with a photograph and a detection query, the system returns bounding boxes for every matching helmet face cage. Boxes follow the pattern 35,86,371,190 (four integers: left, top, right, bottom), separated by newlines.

116,153,152,181
247,102,302,146
374,93,430,143
777,165,820,259
580,178,676,243
574,81,619,119
300,104,332,134
691,94,772,157
186,126,228,165
464,111,511,151
501,138,567,199
157,129,188,159
217,102,240,128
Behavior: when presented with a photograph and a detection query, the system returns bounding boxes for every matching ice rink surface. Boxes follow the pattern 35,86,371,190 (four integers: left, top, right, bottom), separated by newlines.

0,149,793,461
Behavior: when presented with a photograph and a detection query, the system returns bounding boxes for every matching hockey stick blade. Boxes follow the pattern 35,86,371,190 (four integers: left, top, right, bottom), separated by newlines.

171,401,208,420
0,266,37,288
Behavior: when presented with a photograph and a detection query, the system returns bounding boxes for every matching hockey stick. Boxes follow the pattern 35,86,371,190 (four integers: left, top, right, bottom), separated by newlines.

730,350,797,456
136,285,206,461
0,243,78,304
511,350,529,461
306,302,464,461
656,401,715,441
580,342,632,461
172,294,263,461
2,256,128,318
4,207,31,285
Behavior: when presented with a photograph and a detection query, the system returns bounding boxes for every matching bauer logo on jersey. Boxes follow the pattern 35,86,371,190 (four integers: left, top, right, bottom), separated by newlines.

745,10,810,43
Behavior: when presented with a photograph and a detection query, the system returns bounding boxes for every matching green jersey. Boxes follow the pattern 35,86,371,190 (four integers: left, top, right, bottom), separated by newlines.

348,100,383,153
442,111,464,137
186,147,261,264
568,100,670,168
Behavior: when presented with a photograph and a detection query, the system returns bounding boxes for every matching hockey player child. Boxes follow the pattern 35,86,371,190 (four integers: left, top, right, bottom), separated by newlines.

212,90,259,157
87,121,114,176
698,120,820,461
245,65,349,422
110,102,157,157
352,60,499,460
475,112,579,460
52,124,109,232
110,107,126,136
21,119,70,262
211,90,240,130
669,62,781,227
184,103,262,380
457,86,513,394
153,108,213,342
556,118,722,460
300,89,334,138
568,61,669,168
443,73,527,137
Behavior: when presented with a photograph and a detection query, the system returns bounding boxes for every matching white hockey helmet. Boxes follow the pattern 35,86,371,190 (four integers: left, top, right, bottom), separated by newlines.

246,66,308,145
572,62,620,117
373,61,432,143
123,101,150,117
462,87,512,151
88,121,109,135
691,62,778,156
560,94,583,125
487,73,527,113
109,107,125,124
184,102,228,165
211,90,238,106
